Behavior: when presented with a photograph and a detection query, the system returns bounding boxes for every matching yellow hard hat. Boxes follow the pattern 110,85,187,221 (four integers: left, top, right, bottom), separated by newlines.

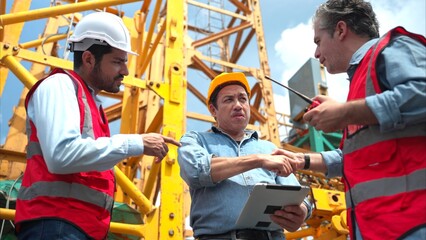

206,72,251,105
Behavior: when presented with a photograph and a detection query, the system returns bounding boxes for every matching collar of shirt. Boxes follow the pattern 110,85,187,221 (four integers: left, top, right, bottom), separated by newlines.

211,126,258,141
347,38,378,80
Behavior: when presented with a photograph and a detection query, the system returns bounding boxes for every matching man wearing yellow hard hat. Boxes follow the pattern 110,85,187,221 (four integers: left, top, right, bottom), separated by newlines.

178,72,312,240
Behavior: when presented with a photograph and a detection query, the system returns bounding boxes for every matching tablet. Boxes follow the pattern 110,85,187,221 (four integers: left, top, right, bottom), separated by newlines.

235,183,310,229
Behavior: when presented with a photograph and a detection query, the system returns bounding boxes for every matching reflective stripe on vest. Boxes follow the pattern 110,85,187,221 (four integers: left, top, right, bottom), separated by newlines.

342,123,426,154
26,141,42,159
345,168,426,208
24,141,114,212
18,181,114,211
63,69,95,139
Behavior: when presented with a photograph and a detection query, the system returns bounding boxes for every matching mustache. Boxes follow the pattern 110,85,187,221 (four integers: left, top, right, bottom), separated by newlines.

114,74,124,80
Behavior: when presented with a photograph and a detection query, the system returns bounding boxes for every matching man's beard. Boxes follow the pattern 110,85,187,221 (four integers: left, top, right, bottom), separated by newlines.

90,64,123,93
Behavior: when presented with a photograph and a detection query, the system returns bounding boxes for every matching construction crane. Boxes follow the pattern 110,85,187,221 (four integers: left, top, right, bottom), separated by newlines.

0,1,348,239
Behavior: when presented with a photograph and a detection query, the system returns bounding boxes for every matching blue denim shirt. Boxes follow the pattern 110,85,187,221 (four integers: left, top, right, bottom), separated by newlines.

322,34,426,178
178,127,303,237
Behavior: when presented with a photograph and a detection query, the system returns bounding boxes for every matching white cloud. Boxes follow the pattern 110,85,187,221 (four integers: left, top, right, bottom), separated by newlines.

372,0,426,36
273,22,315,117
274,22,315,83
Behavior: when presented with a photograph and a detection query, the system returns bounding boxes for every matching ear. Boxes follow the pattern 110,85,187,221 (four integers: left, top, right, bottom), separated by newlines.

208,103,217,118
81,51,95,70
335,21,348,40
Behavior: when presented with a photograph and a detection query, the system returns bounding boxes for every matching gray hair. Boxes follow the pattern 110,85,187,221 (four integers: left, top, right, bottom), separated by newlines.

313,0,379,39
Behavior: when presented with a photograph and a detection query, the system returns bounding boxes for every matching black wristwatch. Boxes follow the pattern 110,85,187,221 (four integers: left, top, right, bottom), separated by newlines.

303,154,310,170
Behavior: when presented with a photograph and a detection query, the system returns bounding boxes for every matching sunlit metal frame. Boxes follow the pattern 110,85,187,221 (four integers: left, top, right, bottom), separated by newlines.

1,1,348,239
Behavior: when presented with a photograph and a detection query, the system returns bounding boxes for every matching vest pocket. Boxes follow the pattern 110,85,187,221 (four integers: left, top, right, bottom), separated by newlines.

345,140,405,217
345,140,398,182
79,170,115,192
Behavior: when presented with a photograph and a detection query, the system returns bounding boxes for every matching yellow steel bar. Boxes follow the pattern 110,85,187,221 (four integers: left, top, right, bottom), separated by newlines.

0,0,32,95
230,29,255,63
0,210,150,237
142,54,163,134
187,0,248,21
118,16,140,156
115,17,141,202
122,77,147,89
229,0,251,15
145,105,163,133
331,212,349,235
134,0,152,57
1,14,62,180
61,0,126,16
134,0,151,78
146,82,169,99
197,53,251,71
142,158,161,199
19,33,69,49
155,0,186,238
140,108,163,199
15,47,73,70
109,221,144,237
138,18,166,77
140,207,160,240
134,11,146,78
113,166,154,215
0,148,26,163
0,0,5,40
140,0,152,12
0,0,142,26
0,208,15,220
192,21,251,48
138,0,163,76
118,87,140,135
1,55,37,89
134,0,150,78
0,0,4,14
285,227,316,239
251,0,280,144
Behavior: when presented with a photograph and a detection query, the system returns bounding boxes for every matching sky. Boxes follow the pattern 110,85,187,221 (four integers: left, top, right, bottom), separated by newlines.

1,0,425,143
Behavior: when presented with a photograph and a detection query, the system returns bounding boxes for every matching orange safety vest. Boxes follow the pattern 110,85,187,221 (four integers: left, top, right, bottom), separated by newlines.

15,68,114,240
341,27,426,240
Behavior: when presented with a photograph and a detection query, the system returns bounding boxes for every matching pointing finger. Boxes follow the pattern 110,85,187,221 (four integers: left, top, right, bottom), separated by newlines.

162,136,182,147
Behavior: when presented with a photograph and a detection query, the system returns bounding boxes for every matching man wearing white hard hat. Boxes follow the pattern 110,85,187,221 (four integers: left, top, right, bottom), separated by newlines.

15,11,180,240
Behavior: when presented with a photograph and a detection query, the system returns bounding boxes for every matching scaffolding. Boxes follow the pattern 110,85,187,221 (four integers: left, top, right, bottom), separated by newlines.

0,1,347,239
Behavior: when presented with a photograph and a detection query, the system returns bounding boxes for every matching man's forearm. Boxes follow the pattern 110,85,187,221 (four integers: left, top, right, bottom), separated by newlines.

210,155,260,183
345,99,378,126
300,153,327,173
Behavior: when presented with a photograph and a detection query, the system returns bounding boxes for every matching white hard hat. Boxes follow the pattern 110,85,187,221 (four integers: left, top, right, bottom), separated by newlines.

68,12,137,55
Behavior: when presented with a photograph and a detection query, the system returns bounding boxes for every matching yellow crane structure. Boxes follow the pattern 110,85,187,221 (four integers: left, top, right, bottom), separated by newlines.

0,0,348,239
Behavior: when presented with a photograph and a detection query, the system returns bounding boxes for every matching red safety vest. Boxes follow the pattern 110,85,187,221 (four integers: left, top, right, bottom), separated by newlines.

15,68,114,240
341,27,426,240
